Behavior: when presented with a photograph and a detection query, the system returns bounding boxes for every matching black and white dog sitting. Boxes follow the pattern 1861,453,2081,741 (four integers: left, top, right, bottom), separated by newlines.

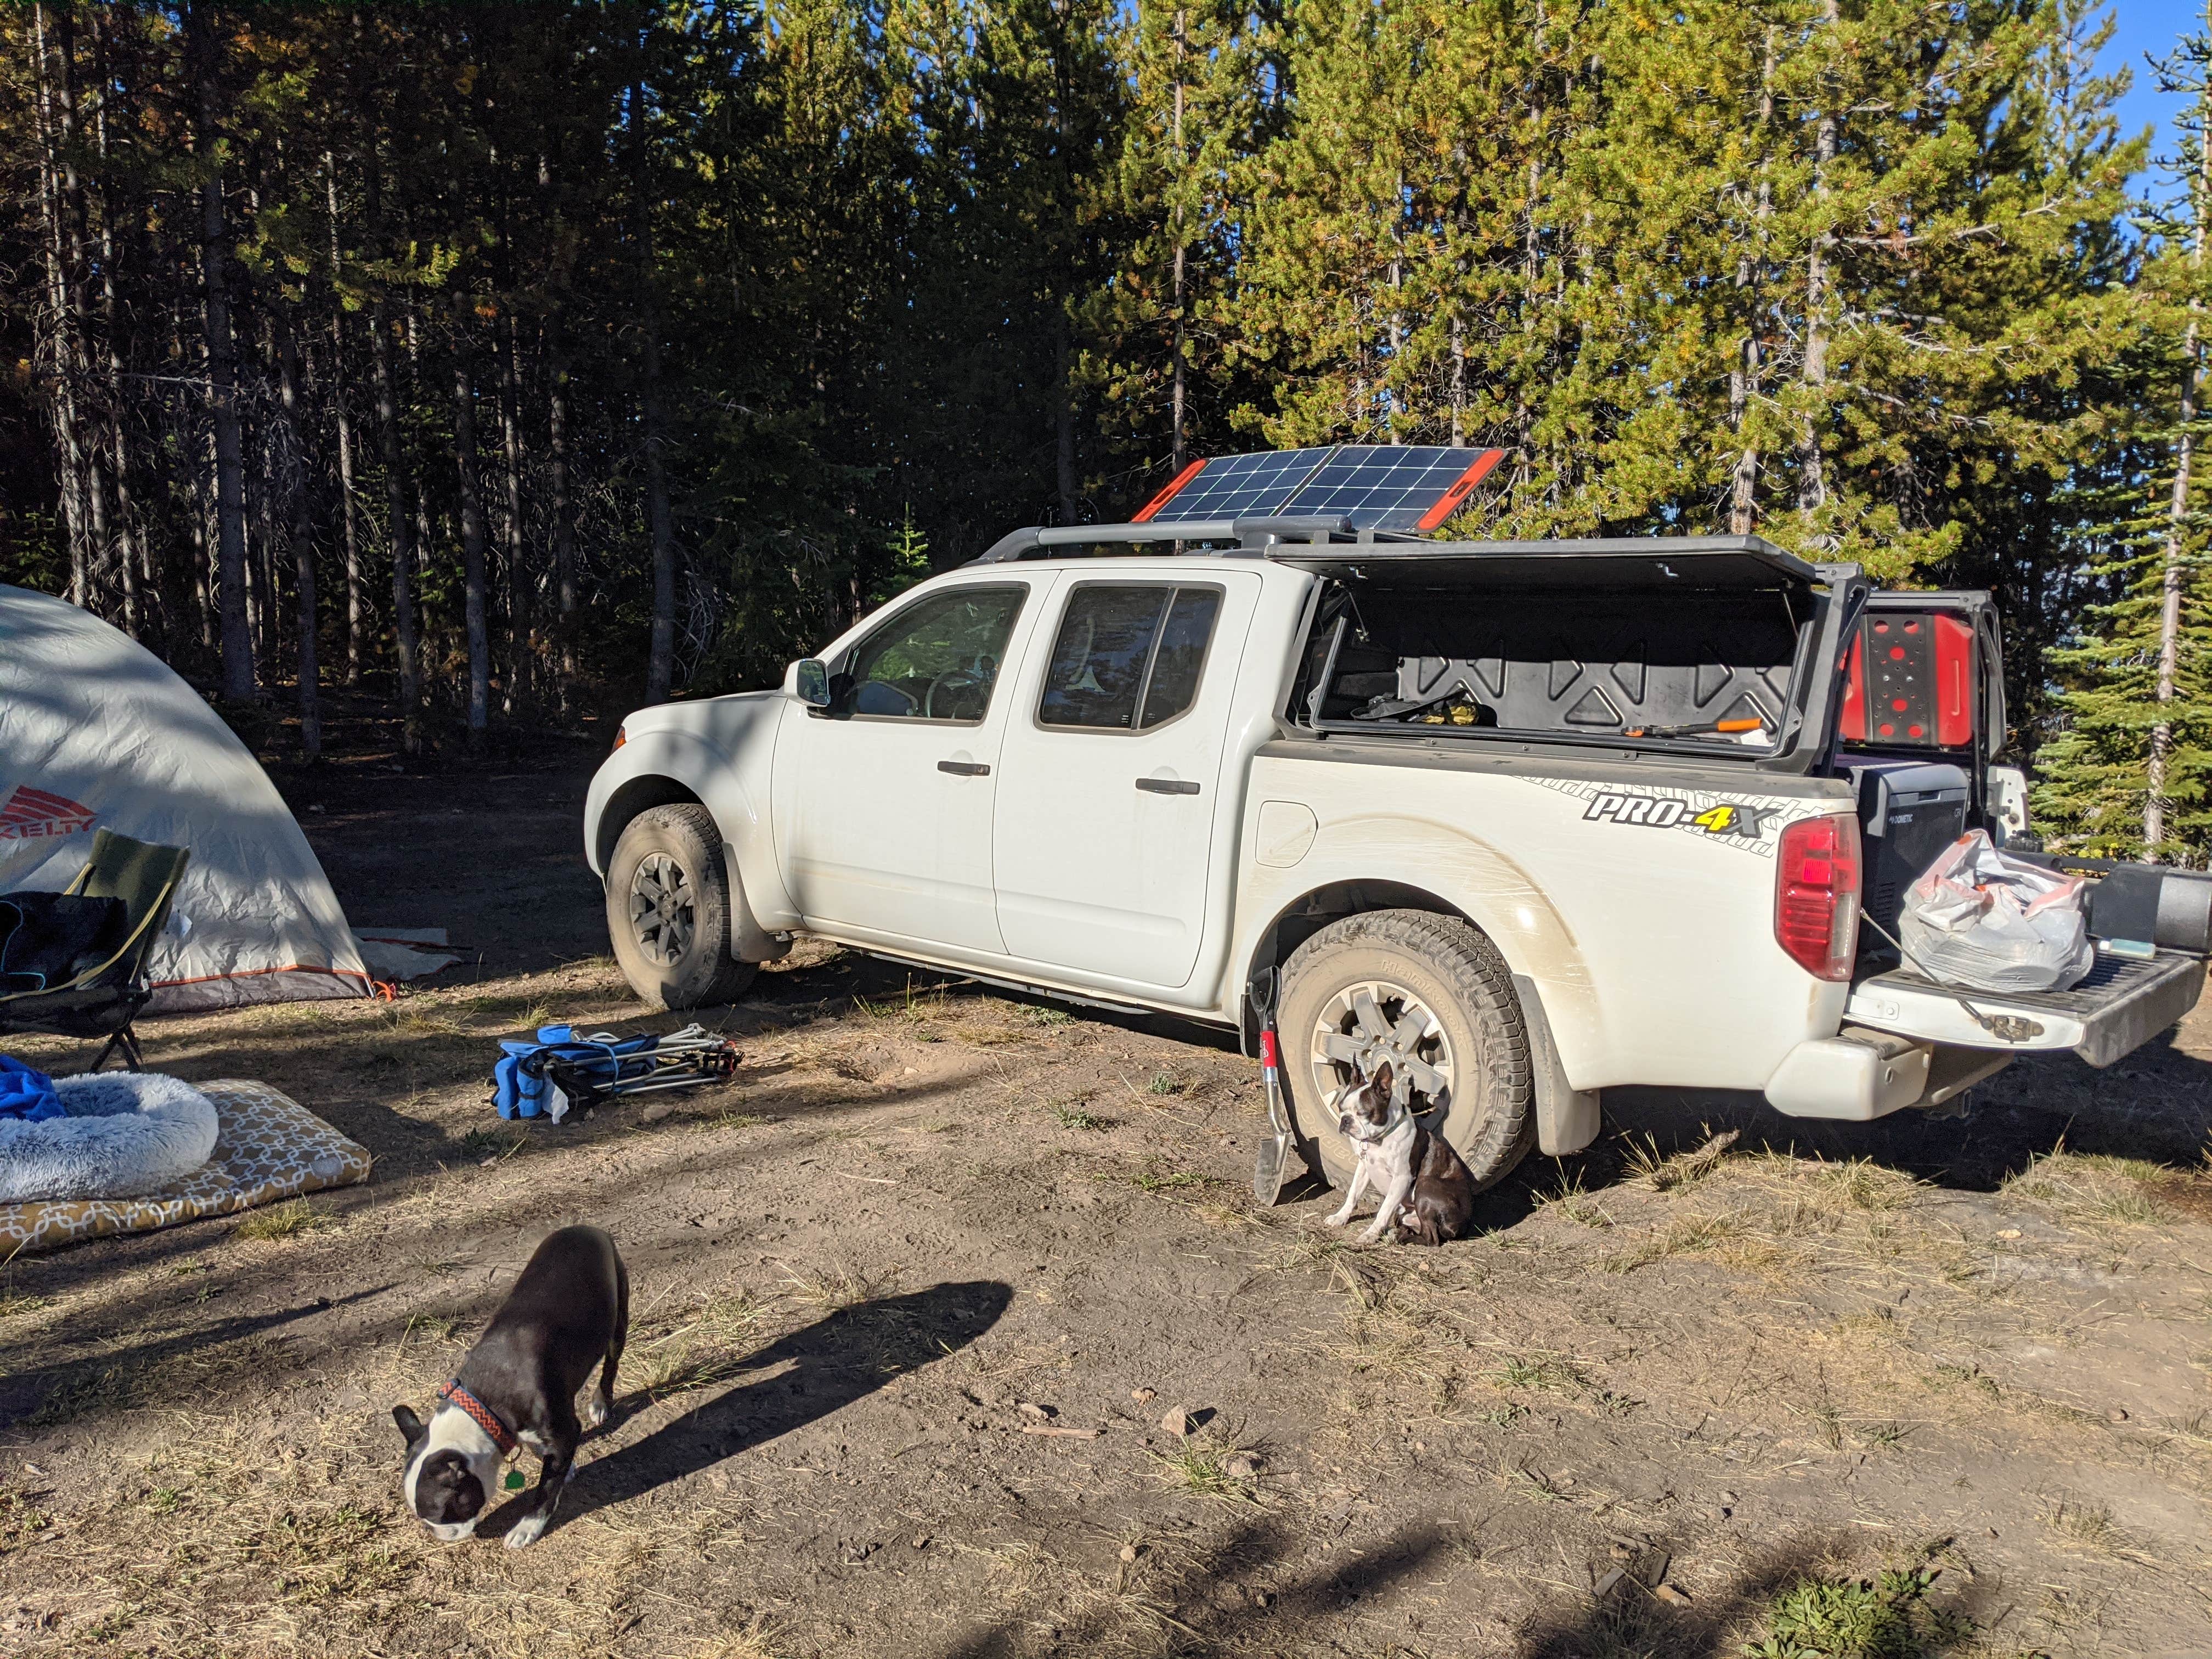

1324,1061,1479,1246
393,1224,629,1549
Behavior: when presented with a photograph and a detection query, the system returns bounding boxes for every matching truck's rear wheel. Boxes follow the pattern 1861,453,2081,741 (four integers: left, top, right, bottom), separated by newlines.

1278,909,1534,1193
605,804,757,1010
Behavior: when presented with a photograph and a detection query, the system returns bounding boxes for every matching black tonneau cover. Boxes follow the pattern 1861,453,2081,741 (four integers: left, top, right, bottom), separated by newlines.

1282,535,1868,777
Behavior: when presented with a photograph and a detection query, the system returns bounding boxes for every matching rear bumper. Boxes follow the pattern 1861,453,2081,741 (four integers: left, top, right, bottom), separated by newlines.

1843,949,2206,1069
1764,1029,2014,1121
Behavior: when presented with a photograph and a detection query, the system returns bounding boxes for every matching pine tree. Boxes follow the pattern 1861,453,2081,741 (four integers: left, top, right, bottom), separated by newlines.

2035,15,2212,863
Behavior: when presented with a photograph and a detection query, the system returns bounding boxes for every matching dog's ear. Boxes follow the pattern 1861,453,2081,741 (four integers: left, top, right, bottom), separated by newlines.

393,1404,425,1447
1372,1060,1395,1103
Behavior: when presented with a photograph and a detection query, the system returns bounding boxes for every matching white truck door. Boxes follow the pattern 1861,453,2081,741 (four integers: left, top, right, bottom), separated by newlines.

992,572,1260,986
772,579,1041,952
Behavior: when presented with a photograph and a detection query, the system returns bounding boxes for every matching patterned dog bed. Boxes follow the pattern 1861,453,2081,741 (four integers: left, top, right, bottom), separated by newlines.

0,1080,369,1256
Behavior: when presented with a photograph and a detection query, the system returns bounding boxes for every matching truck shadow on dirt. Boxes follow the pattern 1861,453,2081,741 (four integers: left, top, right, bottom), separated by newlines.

521,1279,1013,1539
1590,1020,2212,1194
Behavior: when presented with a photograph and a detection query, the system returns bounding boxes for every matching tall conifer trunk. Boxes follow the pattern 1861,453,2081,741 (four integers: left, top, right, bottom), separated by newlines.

279,319,321,758
453,298,491,738
187,2,254,698
2147,114,2208,854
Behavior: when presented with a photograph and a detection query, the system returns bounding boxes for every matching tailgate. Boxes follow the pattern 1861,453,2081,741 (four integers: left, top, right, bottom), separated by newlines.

1846,950,2207,1068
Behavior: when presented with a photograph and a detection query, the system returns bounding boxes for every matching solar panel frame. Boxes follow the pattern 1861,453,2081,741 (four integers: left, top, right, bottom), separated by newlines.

1137,447,1336,524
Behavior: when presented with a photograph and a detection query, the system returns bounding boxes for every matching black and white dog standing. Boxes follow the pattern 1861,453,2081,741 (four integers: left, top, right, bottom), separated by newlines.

1324,1061,1479,1246
393,1224,629,1549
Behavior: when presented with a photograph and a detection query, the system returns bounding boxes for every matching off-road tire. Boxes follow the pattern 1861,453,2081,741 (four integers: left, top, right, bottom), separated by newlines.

1278,909,1534,1193
605,803,758,1011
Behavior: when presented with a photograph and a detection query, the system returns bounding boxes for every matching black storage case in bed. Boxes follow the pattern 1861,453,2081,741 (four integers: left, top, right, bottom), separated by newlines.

1847,760,1970,945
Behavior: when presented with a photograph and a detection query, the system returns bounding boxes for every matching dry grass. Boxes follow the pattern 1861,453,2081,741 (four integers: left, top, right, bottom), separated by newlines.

1533,1169,1614,1228
2000,1144,2183,1229
778,1262,883,1312
1621,1126,1740,1192
233,1198,334,1242
691,1615,789,1658
634,1290,769,1398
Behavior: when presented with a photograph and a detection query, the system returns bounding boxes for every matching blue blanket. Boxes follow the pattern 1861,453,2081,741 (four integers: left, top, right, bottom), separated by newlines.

0,1056,64,1122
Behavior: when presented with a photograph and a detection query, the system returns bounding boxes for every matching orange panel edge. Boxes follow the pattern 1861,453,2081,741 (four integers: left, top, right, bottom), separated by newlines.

1415,449,1506,532
1132,458,1208,523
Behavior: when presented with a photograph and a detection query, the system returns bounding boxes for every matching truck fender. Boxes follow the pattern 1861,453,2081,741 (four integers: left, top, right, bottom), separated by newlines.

589,727,793,961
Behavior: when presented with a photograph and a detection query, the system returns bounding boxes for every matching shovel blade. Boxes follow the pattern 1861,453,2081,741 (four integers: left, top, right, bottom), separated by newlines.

1252,1132,1293,1205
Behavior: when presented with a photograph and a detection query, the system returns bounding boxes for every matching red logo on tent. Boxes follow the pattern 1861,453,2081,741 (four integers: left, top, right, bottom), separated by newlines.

0,785,96,841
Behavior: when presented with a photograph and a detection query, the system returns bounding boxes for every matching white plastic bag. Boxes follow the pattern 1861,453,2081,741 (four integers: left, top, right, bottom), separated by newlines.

1898,830,2094,994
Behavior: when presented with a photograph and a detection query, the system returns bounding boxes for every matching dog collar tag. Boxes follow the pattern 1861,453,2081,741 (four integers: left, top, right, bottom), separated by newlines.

503,1470,527,1491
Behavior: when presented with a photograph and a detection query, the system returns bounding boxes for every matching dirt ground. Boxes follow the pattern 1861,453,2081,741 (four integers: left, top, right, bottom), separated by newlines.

4,742,2211,1658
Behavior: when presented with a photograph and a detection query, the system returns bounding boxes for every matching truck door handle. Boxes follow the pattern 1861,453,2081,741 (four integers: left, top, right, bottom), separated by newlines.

938,760,991,777
1136,777,1200,795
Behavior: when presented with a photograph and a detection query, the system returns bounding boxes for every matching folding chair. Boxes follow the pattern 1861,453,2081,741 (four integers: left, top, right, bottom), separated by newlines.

0,830,190,1071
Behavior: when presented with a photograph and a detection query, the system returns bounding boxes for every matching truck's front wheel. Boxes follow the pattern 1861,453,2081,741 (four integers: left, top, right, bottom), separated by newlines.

1279,910,1534,1194
605,803,758,1011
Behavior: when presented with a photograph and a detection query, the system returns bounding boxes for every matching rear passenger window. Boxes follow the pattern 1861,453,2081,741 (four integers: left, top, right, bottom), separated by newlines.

1037,584,1223,732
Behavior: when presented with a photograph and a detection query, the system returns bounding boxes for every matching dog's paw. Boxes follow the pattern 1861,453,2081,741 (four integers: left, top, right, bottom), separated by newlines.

503,1513,550,1550
1322,1211,1352,1228
583,1393,609,1431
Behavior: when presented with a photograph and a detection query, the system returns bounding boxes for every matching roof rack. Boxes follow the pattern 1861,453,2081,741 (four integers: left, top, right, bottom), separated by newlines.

970,515,1390,565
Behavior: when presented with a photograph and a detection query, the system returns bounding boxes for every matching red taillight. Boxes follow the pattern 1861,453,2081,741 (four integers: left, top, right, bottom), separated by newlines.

1775,813,1861,980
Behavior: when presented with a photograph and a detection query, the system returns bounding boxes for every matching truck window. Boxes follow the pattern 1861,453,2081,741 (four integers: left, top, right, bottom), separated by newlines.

842,585,1026,723
1038,584,1222,732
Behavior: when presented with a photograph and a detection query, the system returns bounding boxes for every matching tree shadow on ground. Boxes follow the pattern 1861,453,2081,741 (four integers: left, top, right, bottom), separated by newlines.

531,1279,1012,1538
1512,1532,1996,1658
925,1515,1457,1659
0,1283,391,1429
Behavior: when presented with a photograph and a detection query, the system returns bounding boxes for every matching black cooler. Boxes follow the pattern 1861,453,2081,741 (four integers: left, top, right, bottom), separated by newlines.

1847,760,1971,947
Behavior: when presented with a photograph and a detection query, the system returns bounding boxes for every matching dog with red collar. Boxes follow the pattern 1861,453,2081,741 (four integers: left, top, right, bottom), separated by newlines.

392,1225,628,1548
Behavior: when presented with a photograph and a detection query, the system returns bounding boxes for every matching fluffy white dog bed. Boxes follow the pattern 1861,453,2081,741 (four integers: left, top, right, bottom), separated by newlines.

0,1073,219,1203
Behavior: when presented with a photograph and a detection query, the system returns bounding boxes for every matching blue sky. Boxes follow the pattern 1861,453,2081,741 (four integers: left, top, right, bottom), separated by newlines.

2104,0,2199,184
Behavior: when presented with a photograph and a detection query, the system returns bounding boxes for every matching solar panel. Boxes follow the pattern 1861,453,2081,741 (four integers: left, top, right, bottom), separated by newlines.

1279,446,1504,533
1133,448,1335,523
1132,444,1503,532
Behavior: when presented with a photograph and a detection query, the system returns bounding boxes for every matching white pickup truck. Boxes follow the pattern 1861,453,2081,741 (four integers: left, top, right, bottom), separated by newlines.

585,456,2208,1192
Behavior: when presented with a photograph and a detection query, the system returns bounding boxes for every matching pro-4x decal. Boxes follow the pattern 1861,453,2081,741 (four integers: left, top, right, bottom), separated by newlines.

1583,793,1768,839
1522,774,1829,858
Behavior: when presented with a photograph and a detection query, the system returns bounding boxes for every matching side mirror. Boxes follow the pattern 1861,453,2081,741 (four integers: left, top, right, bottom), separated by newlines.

793,658,831,708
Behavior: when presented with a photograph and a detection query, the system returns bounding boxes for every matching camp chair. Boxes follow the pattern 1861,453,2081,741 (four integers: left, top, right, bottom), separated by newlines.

0,830,189,1072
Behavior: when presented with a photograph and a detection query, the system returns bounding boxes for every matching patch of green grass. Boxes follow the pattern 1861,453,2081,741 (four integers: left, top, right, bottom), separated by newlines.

1483,1353,1589,1393
1119,1167,1225,1194
234,1199,331,1242
402,1311,469,1346
144,1486,184,1514
1050,1102,1108,1130
1146,1071,1182,1096
1148,1432,1263,1504
0,1490,55,1551
1743,1564,1974,1658
1025,1005,1075,1026
455,1127,525,1163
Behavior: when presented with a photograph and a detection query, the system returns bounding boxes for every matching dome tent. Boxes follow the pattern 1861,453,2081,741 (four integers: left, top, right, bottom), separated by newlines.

0,585,371,1012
